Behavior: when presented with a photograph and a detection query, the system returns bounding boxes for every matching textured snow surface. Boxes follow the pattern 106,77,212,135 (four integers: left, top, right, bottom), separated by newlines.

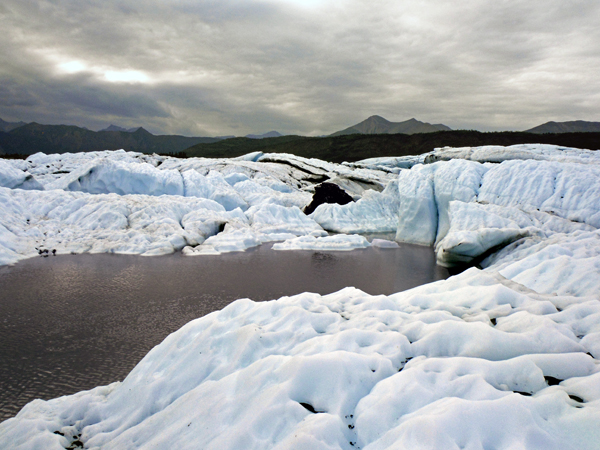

1,270,599,450
0,187,249,264
0,159,43,190
1,145,600,449
3,150,385,264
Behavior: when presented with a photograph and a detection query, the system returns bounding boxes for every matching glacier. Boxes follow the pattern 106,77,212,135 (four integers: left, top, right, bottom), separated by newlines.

0,144,599,449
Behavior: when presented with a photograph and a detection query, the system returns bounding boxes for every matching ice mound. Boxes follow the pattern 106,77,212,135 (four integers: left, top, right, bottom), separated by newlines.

349,144,600,173
182,205,327,255
181,169,248,211
272,234,370,251
0,159,43,190
347,155,424,170
310,180,402,234
247,204,324,235
436,201,595,266
50,158,184,196
478,159,600,227
183,226,265,255
231,179,312,209
370,239,399,248
483,229,600,297
46,159,248,211
2,270,598,449
0,187,247,263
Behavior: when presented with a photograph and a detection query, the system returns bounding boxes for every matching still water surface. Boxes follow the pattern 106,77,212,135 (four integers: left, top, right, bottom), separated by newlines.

0,243,448,421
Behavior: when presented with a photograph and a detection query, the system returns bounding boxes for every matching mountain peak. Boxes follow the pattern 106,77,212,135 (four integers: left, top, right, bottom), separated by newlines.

366,115,388,121
245,131,283,139
100,124,128,132
331,116,450,136
0,118,28,133
100,125,143,133
131,127,152,135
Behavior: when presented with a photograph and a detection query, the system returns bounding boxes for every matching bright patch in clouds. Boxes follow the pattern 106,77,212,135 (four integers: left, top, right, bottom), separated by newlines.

57,61,87,74
104,70,150,84
52,55,151,84
274,0,328,9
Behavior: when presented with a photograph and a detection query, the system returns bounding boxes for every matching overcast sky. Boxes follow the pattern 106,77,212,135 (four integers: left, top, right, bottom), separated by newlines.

1,0,599,136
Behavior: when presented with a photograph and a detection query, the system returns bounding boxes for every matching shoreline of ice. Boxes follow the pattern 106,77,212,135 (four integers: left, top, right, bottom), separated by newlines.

1,144,599,449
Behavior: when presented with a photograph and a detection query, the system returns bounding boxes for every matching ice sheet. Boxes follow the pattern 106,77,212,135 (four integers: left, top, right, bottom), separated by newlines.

1,146,600,449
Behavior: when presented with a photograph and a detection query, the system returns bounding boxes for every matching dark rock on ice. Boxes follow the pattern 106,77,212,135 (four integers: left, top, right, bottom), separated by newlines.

544,376,563,386
303,182,354,215
514,391,532,396
299,402,325,414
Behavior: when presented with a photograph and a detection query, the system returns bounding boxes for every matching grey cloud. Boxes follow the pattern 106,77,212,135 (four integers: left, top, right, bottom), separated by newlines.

1,0,599,135
0,69,172,131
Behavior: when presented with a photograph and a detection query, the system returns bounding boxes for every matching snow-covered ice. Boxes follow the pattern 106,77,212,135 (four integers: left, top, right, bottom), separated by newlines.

310,180,402,235
1,144,599,449
426,143,600,165
2,270,599,449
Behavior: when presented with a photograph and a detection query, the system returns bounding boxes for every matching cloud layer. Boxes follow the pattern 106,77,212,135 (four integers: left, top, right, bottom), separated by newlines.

1,0,599,136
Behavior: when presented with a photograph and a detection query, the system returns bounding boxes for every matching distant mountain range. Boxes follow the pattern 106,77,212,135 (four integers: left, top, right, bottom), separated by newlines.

0,123,221,156
185,130,600,164
330,115,451,136
2,116,600,157
525,120,600,134
0,119,289,155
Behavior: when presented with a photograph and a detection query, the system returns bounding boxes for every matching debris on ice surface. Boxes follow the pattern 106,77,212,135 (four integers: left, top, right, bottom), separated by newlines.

1,145,600,449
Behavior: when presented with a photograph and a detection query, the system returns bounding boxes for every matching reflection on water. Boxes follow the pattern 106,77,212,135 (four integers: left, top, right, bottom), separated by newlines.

0,243,448,421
